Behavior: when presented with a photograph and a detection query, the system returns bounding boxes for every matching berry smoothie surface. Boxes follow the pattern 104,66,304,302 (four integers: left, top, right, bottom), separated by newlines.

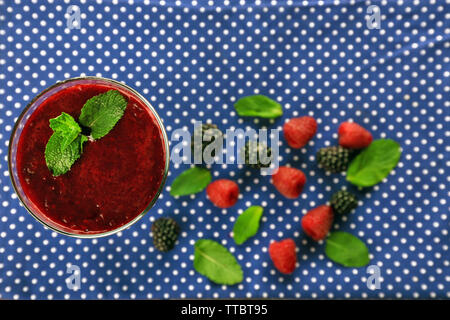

16,83,167,235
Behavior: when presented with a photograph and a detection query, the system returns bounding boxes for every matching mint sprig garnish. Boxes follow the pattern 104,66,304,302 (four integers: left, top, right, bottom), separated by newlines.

79,90,127,139
49,112,82,150
45,132,87,176
44,90,127,176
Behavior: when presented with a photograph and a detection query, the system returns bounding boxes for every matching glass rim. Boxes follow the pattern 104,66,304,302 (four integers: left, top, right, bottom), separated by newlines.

8,76,170,238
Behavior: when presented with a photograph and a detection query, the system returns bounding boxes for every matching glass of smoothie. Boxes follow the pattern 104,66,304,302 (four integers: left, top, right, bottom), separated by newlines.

8,77,170,238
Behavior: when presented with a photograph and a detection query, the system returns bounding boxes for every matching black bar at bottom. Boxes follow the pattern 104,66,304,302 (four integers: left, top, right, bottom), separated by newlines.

0,299,447,318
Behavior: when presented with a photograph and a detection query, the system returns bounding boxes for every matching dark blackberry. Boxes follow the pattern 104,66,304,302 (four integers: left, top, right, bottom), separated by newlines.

330,190,358,214
191,123,223,160
151,217,180,252
316,146,352,173
242,141,272,169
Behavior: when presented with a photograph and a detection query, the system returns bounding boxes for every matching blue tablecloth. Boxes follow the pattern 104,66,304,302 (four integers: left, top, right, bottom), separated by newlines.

0,0,448,299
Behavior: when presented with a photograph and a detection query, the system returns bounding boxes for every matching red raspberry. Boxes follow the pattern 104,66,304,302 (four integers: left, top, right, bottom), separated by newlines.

338,121,373,149
301,205,334,241
206,179,239,208
283,116,317,149
272,166,306,199
269,238,297,274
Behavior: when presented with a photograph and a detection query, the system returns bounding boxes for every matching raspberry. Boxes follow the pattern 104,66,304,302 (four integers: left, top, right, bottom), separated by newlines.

272,166,307,199
242,141,272,169
338,122,373,149
283,116,317,149
269,238,297,274
206,179,239,208
316,145,352,173
330,190,358,214
151,217,180,252
301,205,334,241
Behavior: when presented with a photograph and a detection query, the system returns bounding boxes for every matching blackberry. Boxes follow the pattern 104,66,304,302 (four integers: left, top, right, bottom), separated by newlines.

316,146,352,173
191,123,223,160
151,217,180,252
330,190,358,214
242,141,272,169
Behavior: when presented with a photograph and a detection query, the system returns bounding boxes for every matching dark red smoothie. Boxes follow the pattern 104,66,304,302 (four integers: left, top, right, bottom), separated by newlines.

16,82,167,235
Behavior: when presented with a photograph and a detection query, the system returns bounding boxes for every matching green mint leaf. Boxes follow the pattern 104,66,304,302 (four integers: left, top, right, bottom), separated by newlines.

79,90,127,139
170,167,212,196
193,239,243,285
45,132,87,176
233,206,264,245
325,232,370,267
44,90,127,176
347,139,401,187
234,95,283,119
49,112,81,150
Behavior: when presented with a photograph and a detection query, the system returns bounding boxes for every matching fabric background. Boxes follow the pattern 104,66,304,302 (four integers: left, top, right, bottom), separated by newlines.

0,0,449,299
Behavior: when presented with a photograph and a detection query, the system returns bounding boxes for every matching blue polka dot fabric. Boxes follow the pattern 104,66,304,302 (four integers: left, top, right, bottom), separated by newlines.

0,0,449,300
